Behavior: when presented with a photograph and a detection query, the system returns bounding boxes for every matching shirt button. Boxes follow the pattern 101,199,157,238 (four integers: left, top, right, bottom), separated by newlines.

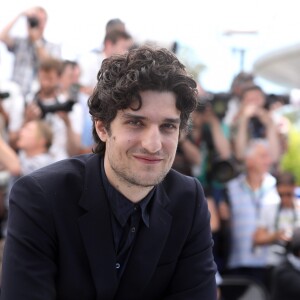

116,263,121,269
131,227,136,233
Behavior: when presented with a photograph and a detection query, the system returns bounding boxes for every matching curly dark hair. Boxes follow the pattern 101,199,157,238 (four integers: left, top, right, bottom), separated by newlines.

88,45,198,155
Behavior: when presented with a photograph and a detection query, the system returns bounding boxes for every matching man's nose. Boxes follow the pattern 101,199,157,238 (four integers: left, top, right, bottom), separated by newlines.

141,126,162,153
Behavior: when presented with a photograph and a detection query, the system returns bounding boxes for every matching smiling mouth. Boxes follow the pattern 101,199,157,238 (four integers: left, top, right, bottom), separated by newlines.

133,155,163,164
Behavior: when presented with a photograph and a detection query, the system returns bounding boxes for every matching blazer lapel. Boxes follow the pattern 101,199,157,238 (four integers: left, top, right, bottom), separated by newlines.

78,155,118,299
116,185,173,299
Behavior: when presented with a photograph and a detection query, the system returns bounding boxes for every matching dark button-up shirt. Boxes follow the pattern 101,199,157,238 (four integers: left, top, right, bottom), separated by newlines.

100,159,155,278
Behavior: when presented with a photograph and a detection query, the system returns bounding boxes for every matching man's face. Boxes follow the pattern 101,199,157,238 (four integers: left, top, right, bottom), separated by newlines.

108,38,133,56
60,65,74,91
246,144,272,174
27,8,47,33
277,184,295,208
242,89,265,107
38,69,60,97
95,90,180,190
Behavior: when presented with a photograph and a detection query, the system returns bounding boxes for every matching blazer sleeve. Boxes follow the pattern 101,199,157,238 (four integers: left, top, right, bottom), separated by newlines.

1,175,57,300
163,178,217,300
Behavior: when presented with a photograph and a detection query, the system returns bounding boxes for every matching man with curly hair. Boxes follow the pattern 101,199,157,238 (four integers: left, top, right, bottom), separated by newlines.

0,46,217,299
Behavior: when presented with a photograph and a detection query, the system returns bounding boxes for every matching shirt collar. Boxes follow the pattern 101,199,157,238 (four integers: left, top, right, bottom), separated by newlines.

100,158,154,228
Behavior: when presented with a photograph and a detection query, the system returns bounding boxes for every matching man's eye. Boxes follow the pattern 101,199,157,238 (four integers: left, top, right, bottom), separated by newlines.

162,123,177,130
128,120,143,126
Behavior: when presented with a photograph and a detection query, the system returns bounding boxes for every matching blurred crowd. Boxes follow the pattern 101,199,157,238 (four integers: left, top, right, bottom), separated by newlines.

1,5,300,300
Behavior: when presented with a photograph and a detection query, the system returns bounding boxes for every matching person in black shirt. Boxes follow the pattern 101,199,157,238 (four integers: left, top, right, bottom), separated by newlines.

1,46,217,299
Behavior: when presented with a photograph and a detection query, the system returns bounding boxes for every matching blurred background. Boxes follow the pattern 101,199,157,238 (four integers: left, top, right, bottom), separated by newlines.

2,2,300,298
1,0,300,94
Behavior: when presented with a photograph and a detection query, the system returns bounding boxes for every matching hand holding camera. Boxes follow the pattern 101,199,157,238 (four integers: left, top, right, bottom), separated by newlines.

23,8,43,42
0,91,10,101
241,103,257,120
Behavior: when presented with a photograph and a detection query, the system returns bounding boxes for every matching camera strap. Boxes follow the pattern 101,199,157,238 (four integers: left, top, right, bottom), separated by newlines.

274,203,298,232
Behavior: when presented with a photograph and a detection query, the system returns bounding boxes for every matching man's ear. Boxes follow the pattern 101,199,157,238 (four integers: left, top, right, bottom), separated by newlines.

95,120,108,142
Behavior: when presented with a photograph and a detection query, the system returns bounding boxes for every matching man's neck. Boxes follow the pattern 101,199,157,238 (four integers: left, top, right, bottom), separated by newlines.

111,180,154,203
246,171,264,191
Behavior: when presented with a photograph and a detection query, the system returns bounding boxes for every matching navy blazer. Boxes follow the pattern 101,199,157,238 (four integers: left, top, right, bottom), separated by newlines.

1,154,217,300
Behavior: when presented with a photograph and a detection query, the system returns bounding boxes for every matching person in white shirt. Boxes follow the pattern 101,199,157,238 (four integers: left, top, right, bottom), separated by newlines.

79,30,133,96
0,6,61,97
25,57,83,161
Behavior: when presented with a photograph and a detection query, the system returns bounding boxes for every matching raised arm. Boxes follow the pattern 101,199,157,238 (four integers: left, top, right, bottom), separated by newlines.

0,12,23,48
0,132,21,176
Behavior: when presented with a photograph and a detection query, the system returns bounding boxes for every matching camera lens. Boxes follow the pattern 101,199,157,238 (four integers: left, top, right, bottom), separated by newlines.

27,16,39,28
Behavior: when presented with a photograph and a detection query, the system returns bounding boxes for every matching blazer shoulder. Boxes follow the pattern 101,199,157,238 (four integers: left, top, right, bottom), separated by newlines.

16,153,99,191
165,168,202,188
162,169,205,202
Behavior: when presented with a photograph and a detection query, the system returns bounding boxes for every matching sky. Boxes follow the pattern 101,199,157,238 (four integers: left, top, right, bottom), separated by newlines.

1,0,300,94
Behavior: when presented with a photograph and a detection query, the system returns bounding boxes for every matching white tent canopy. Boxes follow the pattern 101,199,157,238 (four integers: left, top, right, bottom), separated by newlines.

253,43,300,89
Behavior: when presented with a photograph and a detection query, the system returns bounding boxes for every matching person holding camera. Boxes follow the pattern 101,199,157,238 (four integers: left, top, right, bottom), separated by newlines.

223,72,255,127
0,6,61,97
270,226,300,300
24,57,83,162
253,171,300,290
231,85,281,167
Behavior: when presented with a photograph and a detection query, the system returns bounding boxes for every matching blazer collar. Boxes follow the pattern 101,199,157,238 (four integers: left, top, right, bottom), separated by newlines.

78,154,118,299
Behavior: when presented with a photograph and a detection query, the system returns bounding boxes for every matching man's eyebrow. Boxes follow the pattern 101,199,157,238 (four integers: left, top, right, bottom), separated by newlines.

122,113,146,120
122,113,180,124
164,118,181,124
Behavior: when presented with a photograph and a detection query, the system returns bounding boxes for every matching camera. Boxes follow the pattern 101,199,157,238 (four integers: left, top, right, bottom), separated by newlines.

249,116,265,138
37,100,76,118
27,16,39,28
210,158,240,183
197,92,231,120
0,91,10,101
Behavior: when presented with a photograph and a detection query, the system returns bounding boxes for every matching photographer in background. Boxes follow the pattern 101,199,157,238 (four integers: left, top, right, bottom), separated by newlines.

0,6,61,97
191,98,232,192
223,72,255,127
25,57,83,162
253,171,300,291
59,60,81,101
271,226,300,300
173,98,232,272
231,85,281,167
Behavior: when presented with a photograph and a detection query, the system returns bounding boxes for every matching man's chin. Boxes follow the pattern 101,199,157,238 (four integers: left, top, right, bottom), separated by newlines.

130,173,168,187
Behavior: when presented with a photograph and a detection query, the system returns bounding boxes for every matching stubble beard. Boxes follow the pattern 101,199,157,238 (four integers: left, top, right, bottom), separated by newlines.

109,156,173,188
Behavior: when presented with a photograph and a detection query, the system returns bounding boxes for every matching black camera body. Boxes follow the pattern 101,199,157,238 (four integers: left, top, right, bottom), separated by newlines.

27,16,39,28
37,100,76,118
249,116,265,138
198,93,231,120
210,158,240,183
0,91,10,101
